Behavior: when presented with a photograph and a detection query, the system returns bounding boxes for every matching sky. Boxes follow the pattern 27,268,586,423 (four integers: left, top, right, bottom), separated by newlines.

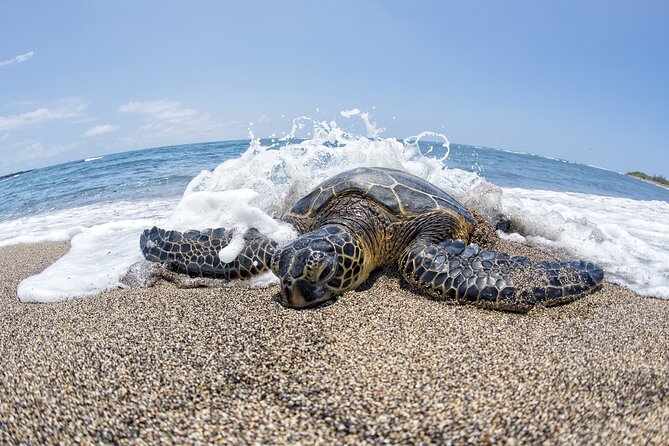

1,0,668,176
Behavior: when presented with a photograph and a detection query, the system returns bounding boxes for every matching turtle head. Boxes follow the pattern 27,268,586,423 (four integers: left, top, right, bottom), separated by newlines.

271,230,340,308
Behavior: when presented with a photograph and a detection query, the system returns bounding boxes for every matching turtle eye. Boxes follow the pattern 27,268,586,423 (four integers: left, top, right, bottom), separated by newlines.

318,264,334,281
309,239,335,253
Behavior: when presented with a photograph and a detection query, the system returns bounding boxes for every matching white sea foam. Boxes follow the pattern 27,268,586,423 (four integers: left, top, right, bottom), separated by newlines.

8,111,669,302
11,200,175,302
0,200,175,247
18,220,152,302
497,188,669,298
162,188,297,262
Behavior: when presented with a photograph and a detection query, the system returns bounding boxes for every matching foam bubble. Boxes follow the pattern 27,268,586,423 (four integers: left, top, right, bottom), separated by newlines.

218,234,246,263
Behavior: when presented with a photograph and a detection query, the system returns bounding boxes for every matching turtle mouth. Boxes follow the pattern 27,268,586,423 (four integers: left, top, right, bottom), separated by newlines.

278,276,333,308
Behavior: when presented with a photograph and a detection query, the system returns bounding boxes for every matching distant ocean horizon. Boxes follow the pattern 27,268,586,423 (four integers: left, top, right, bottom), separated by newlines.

3,138,668,221
2,123,668,302
2,136,664,188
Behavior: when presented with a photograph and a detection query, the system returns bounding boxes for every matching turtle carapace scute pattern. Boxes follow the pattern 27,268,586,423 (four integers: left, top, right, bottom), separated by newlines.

140,167,604,312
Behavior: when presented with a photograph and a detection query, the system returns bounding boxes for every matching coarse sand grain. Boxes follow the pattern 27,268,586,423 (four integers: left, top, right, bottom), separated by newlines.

1,234,668,444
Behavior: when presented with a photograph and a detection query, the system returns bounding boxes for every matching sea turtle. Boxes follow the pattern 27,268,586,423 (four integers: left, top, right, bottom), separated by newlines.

140,167,604,312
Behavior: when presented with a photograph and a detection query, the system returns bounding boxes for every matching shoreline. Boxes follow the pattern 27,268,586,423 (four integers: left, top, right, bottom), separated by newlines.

1,240,668,443
627,173,669,190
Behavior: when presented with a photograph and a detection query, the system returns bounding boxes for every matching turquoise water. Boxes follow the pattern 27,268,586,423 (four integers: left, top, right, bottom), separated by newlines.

2,140,667,223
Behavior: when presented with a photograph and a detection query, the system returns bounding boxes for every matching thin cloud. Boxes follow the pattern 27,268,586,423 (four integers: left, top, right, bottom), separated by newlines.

84,124,119,137
0,98,88,131
119,100,197,120
119,99,217,138
1,138,82,174
10,139,78,163
0,51,34,68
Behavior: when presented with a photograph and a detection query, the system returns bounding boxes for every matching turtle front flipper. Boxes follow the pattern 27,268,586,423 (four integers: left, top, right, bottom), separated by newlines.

399,239,604,312
140,226,278,280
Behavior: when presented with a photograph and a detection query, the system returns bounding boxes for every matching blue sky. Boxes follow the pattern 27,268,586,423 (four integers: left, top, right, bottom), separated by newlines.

1,0,667,176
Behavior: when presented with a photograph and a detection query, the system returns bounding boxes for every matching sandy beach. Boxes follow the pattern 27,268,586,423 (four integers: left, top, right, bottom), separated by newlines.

1,235,668,444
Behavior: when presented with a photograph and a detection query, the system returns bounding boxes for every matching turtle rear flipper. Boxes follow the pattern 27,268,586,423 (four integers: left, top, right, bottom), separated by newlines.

140,226,278,280
400,239,604,312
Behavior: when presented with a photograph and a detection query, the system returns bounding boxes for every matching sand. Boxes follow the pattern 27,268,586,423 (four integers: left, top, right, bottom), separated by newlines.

1,238,668,444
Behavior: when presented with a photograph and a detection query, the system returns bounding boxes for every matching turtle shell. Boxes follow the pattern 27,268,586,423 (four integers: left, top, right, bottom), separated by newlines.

286,167,473,223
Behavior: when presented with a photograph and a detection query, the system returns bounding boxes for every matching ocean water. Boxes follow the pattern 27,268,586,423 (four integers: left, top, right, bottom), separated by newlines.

2,112,668,302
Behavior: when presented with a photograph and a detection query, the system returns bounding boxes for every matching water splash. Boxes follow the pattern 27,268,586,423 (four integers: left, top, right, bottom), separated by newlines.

15,110,668,302
174,111,480,233
17,110,482,302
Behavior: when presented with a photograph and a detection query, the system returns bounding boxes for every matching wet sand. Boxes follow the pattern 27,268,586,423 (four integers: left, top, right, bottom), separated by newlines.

1,239,668,444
